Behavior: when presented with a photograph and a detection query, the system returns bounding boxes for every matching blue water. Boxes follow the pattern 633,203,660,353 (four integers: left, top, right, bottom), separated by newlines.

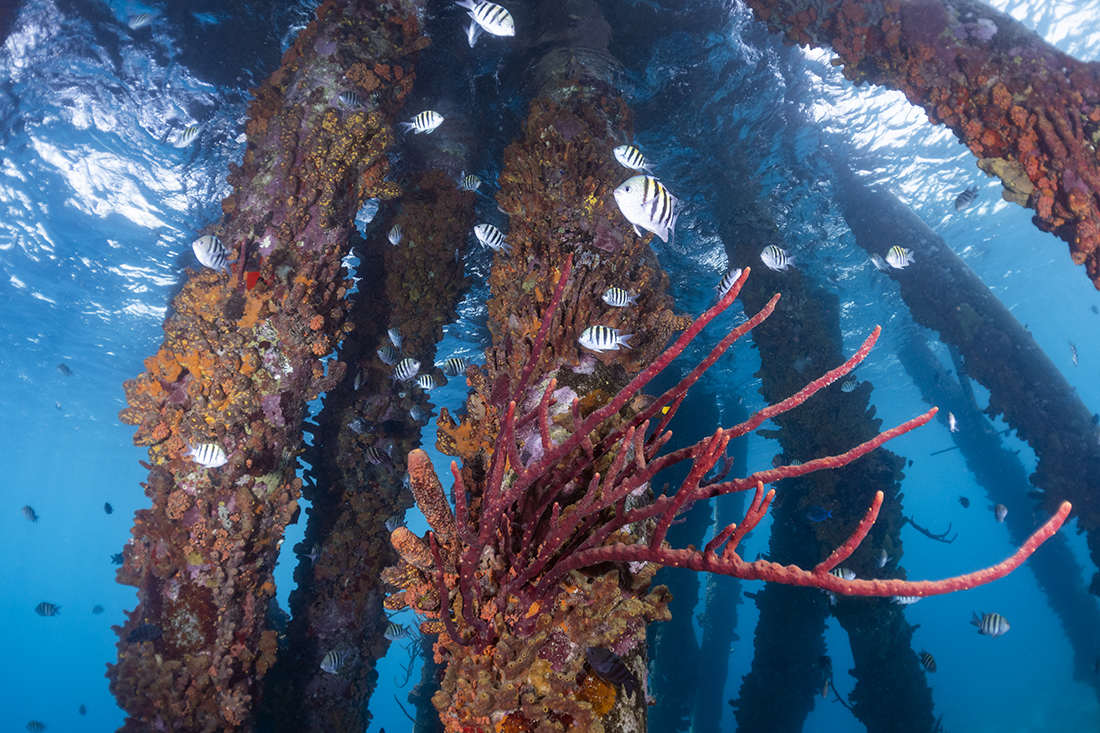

2,0,1100,731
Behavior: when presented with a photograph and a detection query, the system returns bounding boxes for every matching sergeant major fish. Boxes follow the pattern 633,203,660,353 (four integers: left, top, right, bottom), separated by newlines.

954,185,979,211
410,405,433,423
172,124,202,148
885,245,914,269
399,111,444,134
602,287,638,308
586,647,639,698
35,602,60,617
578,325,632,353
971,611,1010,638
613,175,679,243
840,379,859,393
613,144,652,174
127,12,155,29
714,268,742,302
184,441,228,468
415,373,442,390
338,91,363,108
388,328,403,350
474,223,511,253
456,0,515,47
760,245,794,271
829,567,856,581
440,357,470,377
320,649,345,673
393,358,421,382
919,650,937,673
104,502,113,514
869,254,890,272
21,505,38,523
992,503,1008,523
458,172,481,192
192,235,230,272
388,224,403,245
384,622,409,640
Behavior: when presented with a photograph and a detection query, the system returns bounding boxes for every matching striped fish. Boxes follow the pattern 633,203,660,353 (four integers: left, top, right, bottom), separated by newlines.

869,254,890,272
578,325,632,353
35,602,60,617
586,647,639,698
440,357,470,377
613,144,652,173
399,110,443,134
320,649,344,673
127,12,154,29
393,358,421,382
26,723,47,733
338,91,364,108
829,567,856,581
384,516,405,532
613,175,679,243
191,235,230,272
377,345,400,365
840,379,858,392
601,287,638,308
954,185,978,211
456,0,515,47
388,328,403,350
415,373,442,390
891,595,922,605
885,245,914,269
473,223,511,253
919,650,937,673
992,503,1008,523
172,124,202,148
365,446,391,465
876,549,889,568
1070,340,1078,366
971,611,1010,638
384,622,409,640
21,505,38,523
760,245,795,271
410,405,433,422
184,441,228,468
714,268,742,301
388,224,403,245
458,172,481,192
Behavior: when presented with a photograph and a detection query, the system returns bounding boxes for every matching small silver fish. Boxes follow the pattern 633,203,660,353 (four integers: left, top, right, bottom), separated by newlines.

56,363,72,376
388,328,403,350
21,505,38,523
919,650,937,673
578,325,632,353
458,172,481,192
947,412,958,432
993,503,1008,523
602,287,638,308
348,418,367,435
885,246,914,269
876,549,889,568
377,345,400,365
613,175,678,243
338,91,364,108
474,223,511,253
399,110,443,134
613,144,652,173
829,567,856,581
384,622,409,640
172,124,202,148
891,595,922,605
1070,341,1078,366
320,649,344,673
35,602,60,617
869,254,890,272
440,357,470,377
457,0,515,47
191,235,230,272
184,441,228,468
127,12,154,29
971,611,1010,638
715,268,742,301
840,379,858,393
393,358,421,382
410,405,433,422
388,224,403,245
760,245,795,271
954,185,979,211
384,516,405,533
353,370,363,390
415,373,442,390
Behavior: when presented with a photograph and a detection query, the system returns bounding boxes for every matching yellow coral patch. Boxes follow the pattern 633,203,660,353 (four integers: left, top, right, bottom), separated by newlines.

575,672,617,716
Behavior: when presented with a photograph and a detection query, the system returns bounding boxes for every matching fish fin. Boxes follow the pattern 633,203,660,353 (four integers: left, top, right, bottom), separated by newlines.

633,224,645,238
398,121,414,132
467,21,482,46
618,333,633,349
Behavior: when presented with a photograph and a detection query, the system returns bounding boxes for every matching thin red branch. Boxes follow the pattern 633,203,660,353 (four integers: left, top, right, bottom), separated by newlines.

813,491,883,575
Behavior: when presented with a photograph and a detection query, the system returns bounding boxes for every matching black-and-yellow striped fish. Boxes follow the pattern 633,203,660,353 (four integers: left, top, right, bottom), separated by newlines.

399,110,443,134
971,611,1010,638
457,0,515,46
613,175,679,243
35,602,60,617
613,144,652,173
919,650,937,673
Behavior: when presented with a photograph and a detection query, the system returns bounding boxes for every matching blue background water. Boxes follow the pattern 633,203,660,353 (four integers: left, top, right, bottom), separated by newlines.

2,0,1099,731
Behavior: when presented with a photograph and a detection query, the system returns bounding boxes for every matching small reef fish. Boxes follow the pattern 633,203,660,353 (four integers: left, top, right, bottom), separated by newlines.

172,124,202,148
415,373,442,390
474,223,511,253
613,144,652,173
384,622,409,640
388,224,403,245
399,110,443,134
92,605,104,614
972,611,1010,638
840,379,858,393
829,567,856,581
876,549,889,568
192,235,230,272
919,650,937,673
104,502,113,514
602,287,639,308
578,325,632,353
885,245,914,269
365,446,392,465
613,175,679,243
337,91,363,108
348,417,368,435
377,344,400,366
458,172,481,191
586,647,639,698
302,543,321,565
35,602,60,617
954,185,979,211
353,370,363,390
56,363,73,376
992,503,1008,523
384,516,405,533
1070,341,1078,366
410,405,433,423
111,553,123,565
457,0,515,46
79,704,86,715
127,12,154,29
947,412,958,432
440,357,470,377
21,505,38,523
393,357,421,382
320,649,344,673
958,495,970,508
760,245,795,271
805,506,832,522
184,441,228,468
891,595,922,605
388,328,403,350
26,722,46,732
821,679,829,698
128,623,162,643
869,253,890,272
715,268,742,301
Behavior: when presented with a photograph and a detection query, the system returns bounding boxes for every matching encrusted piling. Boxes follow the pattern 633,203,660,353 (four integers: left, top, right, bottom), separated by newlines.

108,1,428,729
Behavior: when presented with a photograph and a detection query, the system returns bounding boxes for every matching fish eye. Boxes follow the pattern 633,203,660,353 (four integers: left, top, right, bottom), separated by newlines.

623,186,631,192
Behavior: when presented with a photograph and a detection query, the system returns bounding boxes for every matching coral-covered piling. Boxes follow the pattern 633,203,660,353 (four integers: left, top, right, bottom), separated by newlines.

109,1,428,729
743,0,1100,289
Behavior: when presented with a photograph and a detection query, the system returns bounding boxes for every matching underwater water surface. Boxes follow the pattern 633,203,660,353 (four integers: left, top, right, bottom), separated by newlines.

2,0,1100,731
